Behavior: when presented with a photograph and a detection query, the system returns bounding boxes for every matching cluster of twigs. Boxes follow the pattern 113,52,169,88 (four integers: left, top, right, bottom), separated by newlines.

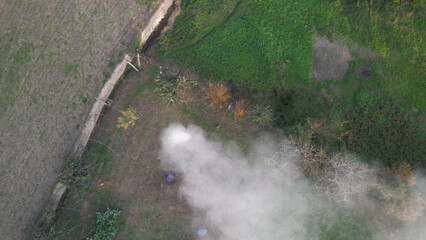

284,140,375,202
281,139,424,221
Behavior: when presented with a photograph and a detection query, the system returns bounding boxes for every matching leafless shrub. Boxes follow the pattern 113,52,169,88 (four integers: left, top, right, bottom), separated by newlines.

283,139,326,177
281,139,425,222
391,162,416,187
315,153,376,202
371,177,425,222
281,140,376,202
383,194,425,221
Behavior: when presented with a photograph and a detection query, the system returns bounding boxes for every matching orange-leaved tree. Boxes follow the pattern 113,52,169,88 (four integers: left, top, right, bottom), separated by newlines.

203,82,231,108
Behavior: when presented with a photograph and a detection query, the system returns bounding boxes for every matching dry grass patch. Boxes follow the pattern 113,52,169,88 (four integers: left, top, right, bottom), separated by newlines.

391,162,416,187
116,107,139,129
233,100,247,119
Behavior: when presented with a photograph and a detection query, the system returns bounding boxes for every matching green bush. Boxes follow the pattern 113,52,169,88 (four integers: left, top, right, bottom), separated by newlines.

273,88,332,127
87,208,121,240
154,68,180,99
346,91,425,167
59,145,111,189
154,67,198,100
59,157,96,189
31,220,76,240
248,104,275,127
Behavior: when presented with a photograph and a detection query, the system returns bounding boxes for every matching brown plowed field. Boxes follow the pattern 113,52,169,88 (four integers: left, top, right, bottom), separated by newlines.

0,1,155,238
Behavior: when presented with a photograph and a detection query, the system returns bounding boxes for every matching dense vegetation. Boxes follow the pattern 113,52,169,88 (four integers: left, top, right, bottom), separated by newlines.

86,208,121,240
60,144,113,191
305,209,372,240
158,1,425,237
31,143,114,240
159,0,425,167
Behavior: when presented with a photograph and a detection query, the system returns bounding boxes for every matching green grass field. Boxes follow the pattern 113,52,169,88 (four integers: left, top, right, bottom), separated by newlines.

160,0,425,107
158,0,426,167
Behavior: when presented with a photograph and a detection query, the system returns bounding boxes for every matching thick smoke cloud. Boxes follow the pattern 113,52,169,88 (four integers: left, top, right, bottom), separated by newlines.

159,124,316,240
159,124,425,239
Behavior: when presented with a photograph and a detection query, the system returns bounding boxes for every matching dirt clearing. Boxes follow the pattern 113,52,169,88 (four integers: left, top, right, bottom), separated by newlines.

57,53,260,238
312,36,354,82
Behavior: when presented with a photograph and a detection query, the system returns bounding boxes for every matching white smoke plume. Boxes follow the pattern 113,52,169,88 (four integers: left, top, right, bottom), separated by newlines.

159,124,316,240
158,124,425,239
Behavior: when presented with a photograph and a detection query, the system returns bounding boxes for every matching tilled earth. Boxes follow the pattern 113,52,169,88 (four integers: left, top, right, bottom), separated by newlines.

0,0,156,238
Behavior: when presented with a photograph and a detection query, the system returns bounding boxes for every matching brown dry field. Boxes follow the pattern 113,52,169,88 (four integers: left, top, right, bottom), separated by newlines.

0,1,157,239
56,55,260,239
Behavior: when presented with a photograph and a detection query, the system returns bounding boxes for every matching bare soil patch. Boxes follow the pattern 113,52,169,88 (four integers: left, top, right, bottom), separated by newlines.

357,62,372,78
312,36,354,82
58,50,260,238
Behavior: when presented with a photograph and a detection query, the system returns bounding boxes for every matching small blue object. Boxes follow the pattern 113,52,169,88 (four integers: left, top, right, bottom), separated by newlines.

165,171,175,185
106,99,113,105
196,226,208,238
